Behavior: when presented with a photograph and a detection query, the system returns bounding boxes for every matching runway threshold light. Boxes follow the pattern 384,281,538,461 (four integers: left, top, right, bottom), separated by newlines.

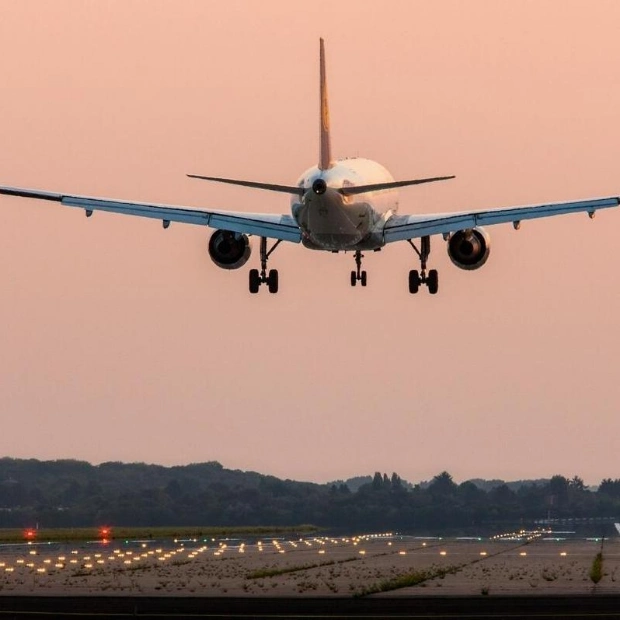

99,526,112,541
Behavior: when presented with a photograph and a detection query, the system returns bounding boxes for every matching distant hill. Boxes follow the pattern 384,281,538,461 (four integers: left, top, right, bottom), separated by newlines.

0,459,617,530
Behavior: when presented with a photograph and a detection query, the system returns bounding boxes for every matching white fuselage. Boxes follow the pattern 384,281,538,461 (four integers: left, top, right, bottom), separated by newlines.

291,157,398,251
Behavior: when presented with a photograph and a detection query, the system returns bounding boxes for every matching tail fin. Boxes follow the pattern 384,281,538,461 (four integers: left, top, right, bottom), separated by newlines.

319,38,333,171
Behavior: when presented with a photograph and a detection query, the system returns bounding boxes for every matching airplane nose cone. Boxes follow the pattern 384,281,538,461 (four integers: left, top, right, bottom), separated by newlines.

312,178,327,195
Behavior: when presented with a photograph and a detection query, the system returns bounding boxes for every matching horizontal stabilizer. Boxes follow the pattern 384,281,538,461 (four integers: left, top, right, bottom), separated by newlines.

339,175,455,196
188,174,303,196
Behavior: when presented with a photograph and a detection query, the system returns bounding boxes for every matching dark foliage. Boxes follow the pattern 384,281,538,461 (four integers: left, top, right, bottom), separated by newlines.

0,459,617,529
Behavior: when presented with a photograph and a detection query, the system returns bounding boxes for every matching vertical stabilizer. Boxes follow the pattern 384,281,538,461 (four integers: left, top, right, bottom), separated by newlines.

319,38,333,171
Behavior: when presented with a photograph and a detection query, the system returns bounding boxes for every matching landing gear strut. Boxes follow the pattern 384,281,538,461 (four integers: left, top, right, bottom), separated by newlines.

350,250,367,287
407,236,438,294
249,237,281,294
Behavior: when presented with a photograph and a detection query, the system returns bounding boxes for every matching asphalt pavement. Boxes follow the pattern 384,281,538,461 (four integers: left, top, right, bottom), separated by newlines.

1,595,620,619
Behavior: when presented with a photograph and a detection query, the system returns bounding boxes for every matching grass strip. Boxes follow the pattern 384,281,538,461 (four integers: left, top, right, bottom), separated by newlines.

355,566,458,596
247,557,357,579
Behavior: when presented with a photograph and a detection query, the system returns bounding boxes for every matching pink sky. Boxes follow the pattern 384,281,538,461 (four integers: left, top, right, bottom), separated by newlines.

1,0,619,485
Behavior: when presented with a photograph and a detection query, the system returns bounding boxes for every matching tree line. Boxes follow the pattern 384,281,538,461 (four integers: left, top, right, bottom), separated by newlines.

0,458,618,531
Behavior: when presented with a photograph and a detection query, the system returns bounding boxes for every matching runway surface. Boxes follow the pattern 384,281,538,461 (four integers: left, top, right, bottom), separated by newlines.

2,595,620,619
2,531,616,597
1,531,619,617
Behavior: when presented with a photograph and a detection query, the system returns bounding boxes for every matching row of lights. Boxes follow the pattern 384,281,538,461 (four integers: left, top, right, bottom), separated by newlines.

2,533,574,574
0,531,432,573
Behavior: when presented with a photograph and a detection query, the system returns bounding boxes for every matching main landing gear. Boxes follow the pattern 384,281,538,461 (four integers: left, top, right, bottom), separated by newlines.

249,237,281,294
407,236,438,295
350,250,367,287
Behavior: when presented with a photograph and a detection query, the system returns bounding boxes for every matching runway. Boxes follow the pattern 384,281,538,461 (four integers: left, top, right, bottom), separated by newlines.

2,595,620,619
0,532,618,597
1,532,619,617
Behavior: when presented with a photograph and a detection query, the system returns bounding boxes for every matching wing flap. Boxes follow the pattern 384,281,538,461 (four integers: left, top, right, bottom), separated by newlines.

0,186,302,243
384,196,620,243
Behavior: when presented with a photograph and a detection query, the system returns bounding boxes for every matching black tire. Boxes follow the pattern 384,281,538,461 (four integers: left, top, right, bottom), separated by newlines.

350,271,357,287
360,271,367,287
427,269,439,295
249,269,260,294
268,269,279,294
409,270,420,294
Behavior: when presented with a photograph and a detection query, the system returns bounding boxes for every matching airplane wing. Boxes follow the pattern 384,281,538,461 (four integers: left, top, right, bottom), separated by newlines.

383,196,620,243
0,186,302,243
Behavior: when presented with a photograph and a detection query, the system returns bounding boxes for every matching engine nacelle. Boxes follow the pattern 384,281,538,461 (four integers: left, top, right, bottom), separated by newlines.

208,230,252,270
447,227,491,270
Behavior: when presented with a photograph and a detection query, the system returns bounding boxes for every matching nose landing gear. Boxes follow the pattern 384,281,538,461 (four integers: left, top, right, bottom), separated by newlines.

249,237,281,294
350,250,367,287
407,236,438,294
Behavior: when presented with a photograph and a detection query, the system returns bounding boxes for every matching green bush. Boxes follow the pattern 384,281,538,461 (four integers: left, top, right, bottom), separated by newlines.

590,552,603,584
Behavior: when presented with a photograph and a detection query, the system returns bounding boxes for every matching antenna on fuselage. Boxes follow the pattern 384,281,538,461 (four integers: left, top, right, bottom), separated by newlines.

319,38,333,171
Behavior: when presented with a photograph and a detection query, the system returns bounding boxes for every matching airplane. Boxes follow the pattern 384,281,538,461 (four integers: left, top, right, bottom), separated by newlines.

1,39,619,295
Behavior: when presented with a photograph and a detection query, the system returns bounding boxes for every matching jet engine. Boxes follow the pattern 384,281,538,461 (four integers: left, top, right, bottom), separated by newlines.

447,227,491,270
208,229,252,270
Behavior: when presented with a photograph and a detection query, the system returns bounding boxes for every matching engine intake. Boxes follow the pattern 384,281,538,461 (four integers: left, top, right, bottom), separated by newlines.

208,230,252,270
447,227,491,270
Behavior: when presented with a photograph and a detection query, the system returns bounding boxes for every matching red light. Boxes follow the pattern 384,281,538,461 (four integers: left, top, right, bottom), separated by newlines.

24,529,36,540
99,527,111,538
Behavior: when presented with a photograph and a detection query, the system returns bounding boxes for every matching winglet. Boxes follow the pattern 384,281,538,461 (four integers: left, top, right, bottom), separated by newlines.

319,38,333,171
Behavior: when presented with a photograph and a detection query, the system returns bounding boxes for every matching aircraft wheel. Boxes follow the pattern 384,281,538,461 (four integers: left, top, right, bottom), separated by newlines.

408,270,420,294
350,271,357,287
427,269,439,294
360,271,367,287
249,269,260,294
268,269,279,294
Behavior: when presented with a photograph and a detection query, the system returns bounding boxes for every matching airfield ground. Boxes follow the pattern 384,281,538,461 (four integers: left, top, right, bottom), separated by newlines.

0,532,618,597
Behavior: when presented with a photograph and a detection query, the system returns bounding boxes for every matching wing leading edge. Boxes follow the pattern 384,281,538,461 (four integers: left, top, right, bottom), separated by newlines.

2,185,619,247
383,196,620,243
0,186,301,243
